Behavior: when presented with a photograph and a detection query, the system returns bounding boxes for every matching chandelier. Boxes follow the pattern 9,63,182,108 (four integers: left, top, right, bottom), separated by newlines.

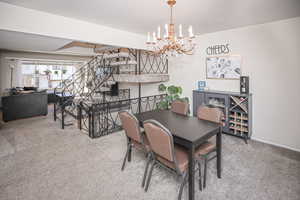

146,0,196,56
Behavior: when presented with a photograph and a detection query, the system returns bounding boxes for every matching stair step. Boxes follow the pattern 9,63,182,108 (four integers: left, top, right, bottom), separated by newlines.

106,80,116,85
103,52,131,59
98,87,110,92
113,74,169,83
109,60,137,66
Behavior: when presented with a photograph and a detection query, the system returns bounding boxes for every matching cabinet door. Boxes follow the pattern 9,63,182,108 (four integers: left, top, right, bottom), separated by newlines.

192,91,205,116
204,93,229,132
204,93,228,108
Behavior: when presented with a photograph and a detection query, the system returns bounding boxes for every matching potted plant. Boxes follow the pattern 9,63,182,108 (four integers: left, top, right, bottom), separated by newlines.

54,70,59,75
44,69,52,77
157,84,189,110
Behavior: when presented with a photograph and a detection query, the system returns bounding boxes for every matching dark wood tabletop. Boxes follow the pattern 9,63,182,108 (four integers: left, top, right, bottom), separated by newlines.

135,109,222,200
135,109,220,146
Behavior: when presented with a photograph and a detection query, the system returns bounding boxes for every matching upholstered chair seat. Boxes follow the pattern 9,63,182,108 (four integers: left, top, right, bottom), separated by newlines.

197,105,223,124
119,111,152,189
156,144,216,174
143,120,205,200
171,100,189,116
131,135,151,152
195,105,222,190
196,142,216,156
156,145,189,173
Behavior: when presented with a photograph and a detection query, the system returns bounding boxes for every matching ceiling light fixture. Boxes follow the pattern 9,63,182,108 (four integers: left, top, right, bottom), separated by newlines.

146,0,196,56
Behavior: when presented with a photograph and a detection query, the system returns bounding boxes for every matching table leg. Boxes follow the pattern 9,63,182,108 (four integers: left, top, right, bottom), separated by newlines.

77,105,82,130
88,112,92,138
216,127,222,178
53,103,57,121
188,145,195,200
128,139,132,162
61,105,65,129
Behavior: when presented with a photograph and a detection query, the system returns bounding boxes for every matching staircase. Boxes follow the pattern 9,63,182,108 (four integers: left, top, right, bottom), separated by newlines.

54,48,169,136
53,50,134,128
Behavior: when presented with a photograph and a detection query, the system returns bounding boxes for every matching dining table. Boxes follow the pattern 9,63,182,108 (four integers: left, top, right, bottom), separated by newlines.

135,109,222,200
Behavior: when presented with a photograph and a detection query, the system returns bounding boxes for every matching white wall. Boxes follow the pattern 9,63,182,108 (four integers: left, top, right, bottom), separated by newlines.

168,17,300,151
119,83,162,99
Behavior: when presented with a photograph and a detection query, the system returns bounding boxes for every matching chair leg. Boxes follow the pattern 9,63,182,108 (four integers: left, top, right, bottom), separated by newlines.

142,154,152,188
144,161,156,192
203,155,208,189
178,172,188,200
128,144,132,162
121,144,130,171
198,161,202,191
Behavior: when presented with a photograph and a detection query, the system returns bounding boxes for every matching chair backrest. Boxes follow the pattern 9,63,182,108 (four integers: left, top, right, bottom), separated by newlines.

143,120,175,162
171,100,189,116
197,105,223,124
119,111,142,143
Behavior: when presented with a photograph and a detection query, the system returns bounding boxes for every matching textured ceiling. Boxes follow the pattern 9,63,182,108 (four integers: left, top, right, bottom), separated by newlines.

0,30,99,55
0,30,71,52
1,0,300,35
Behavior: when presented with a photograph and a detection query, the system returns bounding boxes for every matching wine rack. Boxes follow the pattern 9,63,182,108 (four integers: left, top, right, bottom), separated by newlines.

228,95,250,141
229,111,248,136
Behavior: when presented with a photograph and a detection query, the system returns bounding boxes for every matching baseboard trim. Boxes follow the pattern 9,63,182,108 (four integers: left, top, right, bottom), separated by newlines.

252,137,300,153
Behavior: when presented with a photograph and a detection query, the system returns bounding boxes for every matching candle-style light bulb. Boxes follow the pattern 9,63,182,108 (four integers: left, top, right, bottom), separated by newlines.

157,26,161,40
165,24,169,38
179,24,183,38
188,25,194,38
147,32,151,43
152,32,157,43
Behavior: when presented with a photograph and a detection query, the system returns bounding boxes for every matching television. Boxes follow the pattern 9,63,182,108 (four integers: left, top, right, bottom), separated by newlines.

110,83,119,96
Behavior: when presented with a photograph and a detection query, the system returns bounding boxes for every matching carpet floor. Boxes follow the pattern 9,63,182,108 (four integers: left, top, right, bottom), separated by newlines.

0,110,299,200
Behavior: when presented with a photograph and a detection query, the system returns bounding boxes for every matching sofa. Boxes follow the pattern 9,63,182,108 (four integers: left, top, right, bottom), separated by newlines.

2,91,48,122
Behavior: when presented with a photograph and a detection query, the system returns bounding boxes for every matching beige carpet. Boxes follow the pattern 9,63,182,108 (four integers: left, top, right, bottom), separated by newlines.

0,110,299,200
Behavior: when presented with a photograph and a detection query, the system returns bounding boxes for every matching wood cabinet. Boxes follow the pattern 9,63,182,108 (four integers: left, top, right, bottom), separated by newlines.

193,90,252,143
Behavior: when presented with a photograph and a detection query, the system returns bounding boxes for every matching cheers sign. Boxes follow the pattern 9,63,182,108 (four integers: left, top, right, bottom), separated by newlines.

206,44,230,55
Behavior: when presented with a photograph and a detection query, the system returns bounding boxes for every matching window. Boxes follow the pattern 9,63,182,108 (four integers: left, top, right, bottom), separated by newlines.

21,63,77,89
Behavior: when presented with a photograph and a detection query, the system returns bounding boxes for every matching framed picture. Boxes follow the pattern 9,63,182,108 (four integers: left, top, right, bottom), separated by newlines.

206,55,242,79
198,81,206,91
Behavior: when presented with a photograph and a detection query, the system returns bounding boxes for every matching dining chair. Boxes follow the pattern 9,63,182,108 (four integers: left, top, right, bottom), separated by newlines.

171,100,189,116
118,111,151,186
196,105,223,189
143,119,200,200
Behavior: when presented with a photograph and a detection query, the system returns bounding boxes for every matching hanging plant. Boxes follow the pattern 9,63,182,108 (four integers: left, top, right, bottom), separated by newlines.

62,69,67,74
54,70,59,75
157,83,189,110
44,70,51,75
